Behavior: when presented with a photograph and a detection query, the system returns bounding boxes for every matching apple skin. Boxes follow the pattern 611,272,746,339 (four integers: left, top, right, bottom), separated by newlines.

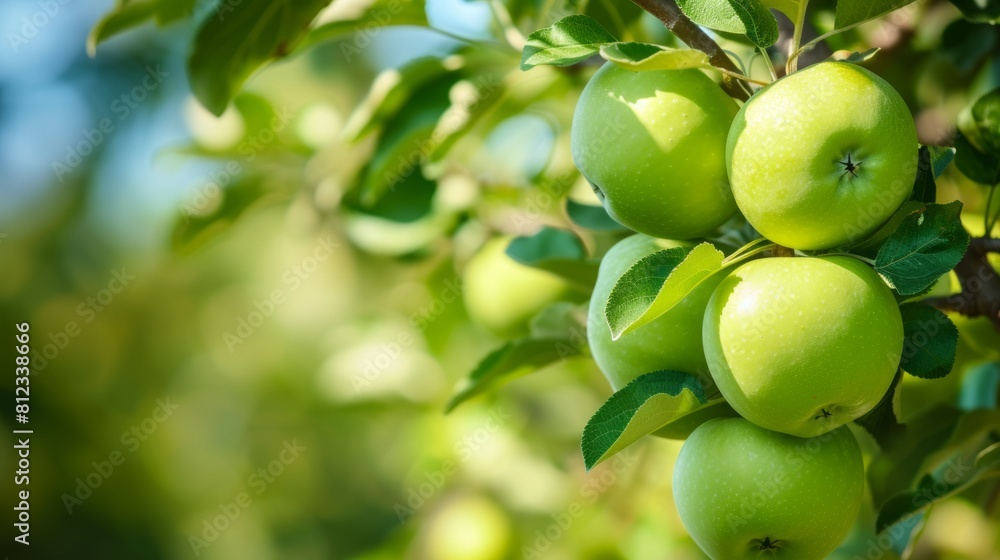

673,418,864,560
703,256,903,438
571,63,740,239
588,234,721,393
727,62,918,250
462,236,571,338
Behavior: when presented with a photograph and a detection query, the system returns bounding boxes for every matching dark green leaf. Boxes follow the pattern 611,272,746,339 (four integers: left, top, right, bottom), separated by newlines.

835,0,918,29
875,201,971,295
940,19,997,73
851,200,927,258
855,369,906,451
949,0,1000,23
520,15,617,70
928,146,956,179
506,227,598,290
911,146,937,204
899,304,958,379
296,0,429,54
954,134,1000,185
605,243,725,340
88,2,157,55
445,338,582,412
343,58,454,142
188,0,331,115
582,371,708,470
342,171,437,223
675,0,779,48
960,88,1000,155
566,199,626,231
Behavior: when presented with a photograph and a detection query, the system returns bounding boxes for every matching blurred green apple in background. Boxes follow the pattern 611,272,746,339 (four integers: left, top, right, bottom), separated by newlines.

703,256,903,437
674,418,864,560
462,236,571,338
588,234,719,392
727,62,918,250
571,63,739,239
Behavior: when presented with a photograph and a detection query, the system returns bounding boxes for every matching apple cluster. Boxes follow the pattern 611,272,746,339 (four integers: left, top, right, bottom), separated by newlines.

574,61,918,559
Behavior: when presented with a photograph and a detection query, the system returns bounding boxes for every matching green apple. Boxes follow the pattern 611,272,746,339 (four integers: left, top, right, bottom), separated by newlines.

703,256,903,438
588,234,720,392
673,418,864,560
571,63,740,239
727,62,918,250
462,236,571,338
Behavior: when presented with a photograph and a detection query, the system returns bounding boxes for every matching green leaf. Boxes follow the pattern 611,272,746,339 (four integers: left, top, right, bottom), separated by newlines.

605,243,726,340
675,0,779,48
876,436,1000,534
760,0,801,21
598,43,711,71
520,15,617,70
928,146,956,179
959,88,1000,156
172,174,286,254
834,0,917,29
910,146,937,204
188,0,331,115
899,304,958,379
343,57,454,142
528,302,588,341
940,19,997,73
88,0,196,55
506,227,598,290
959,362,1000,411
342,170,437,223
855,369,906,451
829,47,881,64
445,338,582,412
566,199,626,232
875,201,971,296
296,0,429,54
581,371,707,470
949,0,1000,23
954,134,1000,185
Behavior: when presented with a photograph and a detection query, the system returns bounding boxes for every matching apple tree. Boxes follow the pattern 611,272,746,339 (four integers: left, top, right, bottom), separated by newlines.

90,0,1000,557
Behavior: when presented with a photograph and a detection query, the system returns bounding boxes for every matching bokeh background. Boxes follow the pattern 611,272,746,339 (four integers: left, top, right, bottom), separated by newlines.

0,0,998,558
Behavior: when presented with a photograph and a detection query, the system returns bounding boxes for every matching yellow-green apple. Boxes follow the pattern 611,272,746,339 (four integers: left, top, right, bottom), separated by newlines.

462,236,571,338
588,234,720,392
727,62,918,250
673,418,864,560
571,63,739,239
703,256,903,437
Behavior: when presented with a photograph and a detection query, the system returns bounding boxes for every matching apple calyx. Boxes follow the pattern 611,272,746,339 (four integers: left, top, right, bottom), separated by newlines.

838,153,863,179
753,536,783,552
813,408,833,421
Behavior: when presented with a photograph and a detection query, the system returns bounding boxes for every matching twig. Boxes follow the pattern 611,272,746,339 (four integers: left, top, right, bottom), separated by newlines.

923,237,1000,329
786,0,810,74
627,0,751,100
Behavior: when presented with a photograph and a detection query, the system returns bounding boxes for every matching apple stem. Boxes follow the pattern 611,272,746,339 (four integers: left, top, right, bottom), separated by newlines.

772,245,795,258
627,0,751,101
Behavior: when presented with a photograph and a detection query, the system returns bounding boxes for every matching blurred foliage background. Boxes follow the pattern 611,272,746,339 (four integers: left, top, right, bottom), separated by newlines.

0,0,998,558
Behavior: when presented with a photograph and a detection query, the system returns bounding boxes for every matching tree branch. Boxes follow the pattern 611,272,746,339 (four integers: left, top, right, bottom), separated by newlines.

924,237,1000,330
628,0,751,101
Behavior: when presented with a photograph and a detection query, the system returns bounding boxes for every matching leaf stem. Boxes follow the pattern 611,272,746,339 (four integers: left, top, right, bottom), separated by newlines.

822,252,877,265
985,183,999,234
787,21,863,72
722,243,776,266
759,46,778,81
627,0,751,100
717,68,770,86
786,0,810,74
